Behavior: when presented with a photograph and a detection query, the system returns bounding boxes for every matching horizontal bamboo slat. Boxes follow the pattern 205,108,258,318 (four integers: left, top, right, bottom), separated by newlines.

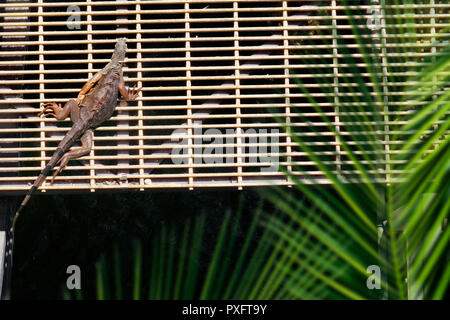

0,0,448,194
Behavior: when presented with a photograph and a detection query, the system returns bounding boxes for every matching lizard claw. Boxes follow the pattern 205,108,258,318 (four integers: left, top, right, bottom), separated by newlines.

39,102,61,118
126,84,142,101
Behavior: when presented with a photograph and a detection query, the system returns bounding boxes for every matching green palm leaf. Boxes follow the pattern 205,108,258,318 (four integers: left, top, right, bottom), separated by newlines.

265,0,449,300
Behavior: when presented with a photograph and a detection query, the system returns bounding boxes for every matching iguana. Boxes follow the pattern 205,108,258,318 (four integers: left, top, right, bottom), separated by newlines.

11,37,141,233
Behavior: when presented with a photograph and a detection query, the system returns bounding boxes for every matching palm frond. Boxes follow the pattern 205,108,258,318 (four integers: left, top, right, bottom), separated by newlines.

264,0,449,300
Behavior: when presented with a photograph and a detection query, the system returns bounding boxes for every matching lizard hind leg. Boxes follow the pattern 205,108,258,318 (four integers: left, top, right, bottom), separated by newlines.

50,129,93,184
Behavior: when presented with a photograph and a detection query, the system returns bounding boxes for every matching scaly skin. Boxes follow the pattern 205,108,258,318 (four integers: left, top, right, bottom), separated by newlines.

2,39,141,295
11,37,141,235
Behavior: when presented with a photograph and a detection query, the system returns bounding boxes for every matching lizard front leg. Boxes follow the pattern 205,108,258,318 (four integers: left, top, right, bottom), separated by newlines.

118,76,142,101
50,129,93,184
38,99,78,120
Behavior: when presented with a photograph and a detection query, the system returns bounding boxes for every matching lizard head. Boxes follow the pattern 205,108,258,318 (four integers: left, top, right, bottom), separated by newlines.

111,37,127,65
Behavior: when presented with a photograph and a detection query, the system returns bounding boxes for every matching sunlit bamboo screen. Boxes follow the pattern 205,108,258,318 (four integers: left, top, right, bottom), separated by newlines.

0,0,448,194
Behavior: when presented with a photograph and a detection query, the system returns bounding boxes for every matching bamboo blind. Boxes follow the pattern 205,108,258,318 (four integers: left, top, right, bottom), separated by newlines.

0,0,448,194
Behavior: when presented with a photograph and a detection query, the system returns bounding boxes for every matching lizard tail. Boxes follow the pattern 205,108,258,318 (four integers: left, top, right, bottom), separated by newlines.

4,163,59,295
7,124,85,286
11,122,87,233
11,147,65,233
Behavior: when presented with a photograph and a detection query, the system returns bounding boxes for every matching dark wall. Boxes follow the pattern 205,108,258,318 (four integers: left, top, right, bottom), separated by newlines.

11,188,262,299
